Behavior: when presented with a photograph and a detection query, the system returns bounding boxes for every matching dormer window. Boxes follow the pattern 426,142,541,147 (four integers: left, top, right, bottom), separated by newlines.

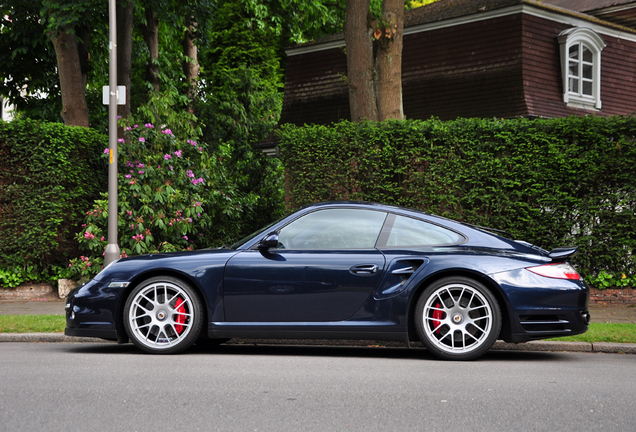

557,28,606,110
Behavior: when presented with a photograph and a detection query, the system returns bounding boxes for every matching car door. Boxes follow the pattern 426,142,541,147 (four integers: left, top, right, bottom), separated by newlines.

223,208,388,322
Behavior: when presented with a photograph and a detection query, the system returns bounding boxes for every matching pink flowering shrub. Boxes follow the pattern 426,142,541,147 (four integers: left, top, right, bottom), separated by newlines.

71,113,258,278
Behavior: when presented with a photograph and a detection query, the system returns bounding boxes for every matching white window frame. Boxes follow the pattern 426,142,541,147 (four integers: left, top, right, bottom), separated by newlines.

557,28,606,110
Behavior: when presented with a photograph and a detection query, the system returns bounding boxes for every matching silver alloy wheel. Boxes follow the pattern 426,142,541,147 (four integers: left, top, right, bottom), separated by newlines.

127,281,194,350
422,283,493,354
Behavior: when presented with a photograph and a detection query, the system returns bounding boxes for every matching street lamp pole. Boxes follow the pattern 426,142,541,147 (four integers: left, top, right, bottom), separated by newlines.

104,0,120,266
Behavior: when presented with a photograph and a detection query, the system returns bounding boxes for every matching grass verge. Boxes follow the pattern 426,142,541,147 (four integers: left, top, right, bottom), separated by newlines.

547,323,636,344
0,315,65,333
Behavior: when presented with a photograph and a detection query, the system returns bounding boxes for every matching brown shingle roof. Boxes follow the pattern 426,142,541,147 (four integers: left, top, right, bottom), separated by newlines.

540,0,636,13
288,0,636,52
404,0,636,32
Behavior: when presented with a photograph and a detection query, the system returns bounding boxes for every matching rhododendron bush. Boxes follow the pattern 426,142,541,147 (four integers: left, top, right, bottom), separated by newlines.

70,115,264,278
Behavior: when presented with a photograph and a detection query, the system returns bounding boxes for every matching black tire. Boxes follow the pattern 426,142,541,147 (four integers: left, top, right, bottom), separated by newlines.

124,276,204,354
415,276,501,360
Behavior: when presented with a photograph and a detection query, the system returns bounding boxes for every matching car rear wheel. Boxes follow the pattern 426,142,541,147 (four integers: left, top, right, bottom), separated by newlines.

124,276,204,354
415,277,501,360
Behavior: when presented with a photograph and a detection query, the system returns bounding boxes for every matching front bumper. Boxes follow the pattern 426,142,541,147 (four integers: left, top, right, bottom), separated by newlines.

65,278,123,341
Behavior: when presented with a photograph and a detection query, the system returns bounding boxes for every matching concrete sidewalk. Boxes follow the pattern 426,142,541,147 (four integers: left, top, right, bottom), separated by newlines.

1,298,635,354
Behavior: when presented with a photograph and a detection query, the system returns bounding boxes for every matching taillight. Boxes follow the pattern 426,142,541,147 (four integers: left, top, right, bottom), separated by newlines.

527,263,581,280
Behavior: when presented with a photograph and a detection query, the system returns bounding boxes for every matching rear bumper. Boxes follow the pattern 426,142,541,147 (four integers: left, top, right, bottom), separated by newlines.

505,308,590,343
492,268,590,343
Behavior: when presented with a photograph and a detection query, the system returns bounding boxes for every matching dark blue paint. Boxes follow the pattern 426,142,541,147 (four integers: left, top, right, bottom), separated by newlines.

224,249,385,322
65,202,589,347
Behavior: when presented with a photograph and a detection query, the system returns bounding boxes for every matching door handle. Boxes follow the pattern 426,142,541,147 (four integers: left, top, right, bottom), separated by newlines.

350,264,379,276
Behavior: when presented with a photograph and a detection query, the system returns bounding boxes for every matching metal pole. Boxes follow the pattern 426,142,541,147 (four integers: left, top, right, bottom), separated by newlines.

104,0,120,265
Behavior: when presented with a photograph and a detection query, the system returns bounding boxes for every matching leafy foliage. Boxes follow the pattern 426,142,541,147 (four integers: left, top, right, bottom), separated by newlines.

0,119,107,272
69,94,283,279
0,1,61,121
0,265,70,288
197,1,283,146
195,1,286,233
242,0,346,44
279,116,636,286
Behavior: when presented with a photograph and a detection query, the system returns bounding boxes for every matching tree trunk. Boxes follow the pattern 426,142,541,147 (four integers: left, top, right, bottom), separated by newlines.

183,15,200,113
117,0,133,120
344,0,378,122
76,27,91,89
375,0,404,120
142,6,160,92
49,26,89,127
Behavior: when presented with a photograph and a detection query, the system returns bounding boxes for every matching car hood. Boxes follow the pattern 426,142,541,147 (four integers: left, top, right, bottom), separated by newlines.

94,248,239,282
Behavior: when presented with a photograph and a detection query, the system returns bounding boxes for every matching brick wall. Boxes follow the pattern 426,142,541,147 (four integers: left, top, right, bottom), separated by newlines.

590,288,636,305
0,283,54,300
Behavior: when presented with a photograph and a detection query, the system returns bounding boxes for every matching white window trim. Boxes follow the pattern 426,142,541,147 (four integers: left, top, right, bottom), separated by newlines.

557,27,606,110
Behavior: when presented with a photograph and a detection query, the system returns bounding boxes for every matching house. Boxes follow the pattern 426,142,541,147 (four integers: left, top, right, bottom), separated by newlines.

0,96,14,122
278,0,636,127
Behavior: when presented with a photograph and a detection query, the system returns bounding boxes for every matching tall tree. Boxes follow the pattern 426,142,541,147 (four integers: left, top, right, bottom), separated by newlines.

345,0,378,122
345,0,405,122
49,26,89,126
182,13,199,112
117,0,134,120
3,0,350,132
179,0,214,112
374,0,404,120
42,0,103,127
140,3,161,92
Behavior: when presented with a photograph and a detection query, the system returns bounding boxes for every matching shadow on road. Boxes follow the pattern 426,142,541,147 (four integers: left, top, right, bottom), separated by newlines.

60,341,562,362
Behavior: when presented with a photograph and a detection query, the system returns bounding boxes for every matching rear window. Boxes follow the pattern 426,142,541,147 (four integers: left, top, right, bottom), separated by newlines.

385,215,464,247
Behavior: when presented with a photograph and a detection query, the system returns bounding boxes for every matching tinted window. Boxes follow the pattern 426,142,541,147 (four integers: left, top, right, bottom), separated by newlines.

385,215,463,247
277,209,387,250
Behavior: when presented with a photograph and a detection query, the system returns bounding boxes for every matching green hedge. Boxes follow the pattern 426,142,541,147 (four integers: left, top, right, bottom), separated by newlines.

0,119,107,271
278,117,636,284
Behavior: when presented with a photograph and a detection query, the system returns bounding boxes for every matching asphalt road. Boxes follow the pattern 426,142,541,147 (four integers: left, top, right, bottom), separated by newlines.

1,342,634,432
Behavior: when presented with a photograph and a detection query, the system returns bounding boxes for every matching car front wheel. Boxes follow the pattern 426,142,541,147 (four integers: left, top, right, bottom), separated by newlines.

415,277,501,360
124,276,204,354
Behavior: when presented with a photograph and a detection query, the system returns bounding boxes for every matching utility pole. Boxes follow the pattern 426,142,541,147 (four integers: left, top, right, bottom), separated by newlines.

104,0,121,266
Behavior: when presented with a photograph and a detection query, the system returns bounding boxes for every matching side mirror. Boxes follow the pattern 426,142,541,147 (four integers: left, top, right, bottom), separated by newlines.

258,233,279,250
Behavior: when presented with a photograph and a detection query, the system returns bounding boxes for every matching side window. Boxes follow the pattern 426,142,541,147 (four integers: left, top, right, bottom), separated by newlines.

385,215,463,247
557,28,606,109
277,208,387,250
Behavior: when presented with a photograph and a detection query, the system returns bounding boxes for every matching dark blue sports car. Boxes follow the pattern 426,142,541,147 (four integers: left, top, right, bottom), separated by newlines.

65,202,589,360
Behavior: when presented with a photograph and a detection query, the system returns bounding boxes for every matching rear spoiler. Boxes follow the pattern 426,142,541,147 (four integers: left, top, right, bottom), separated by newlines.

548,246,579,260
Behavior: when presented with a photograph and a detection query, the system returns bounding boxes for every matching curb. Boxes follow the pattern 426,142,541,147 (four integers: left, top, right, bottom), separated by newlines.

0,333,106,343
1,333,635,354
491,340,636,354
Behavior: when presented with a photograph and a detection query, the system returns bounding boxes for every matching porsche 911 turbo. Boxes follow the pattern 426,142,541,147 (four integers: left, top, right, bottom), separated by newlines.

65,201,590,360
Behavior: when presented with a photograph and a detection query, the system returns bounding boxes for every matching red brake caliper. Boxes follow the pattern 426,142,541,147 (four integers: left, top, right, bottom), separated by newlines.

432,302,442,334
175,297,186,334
